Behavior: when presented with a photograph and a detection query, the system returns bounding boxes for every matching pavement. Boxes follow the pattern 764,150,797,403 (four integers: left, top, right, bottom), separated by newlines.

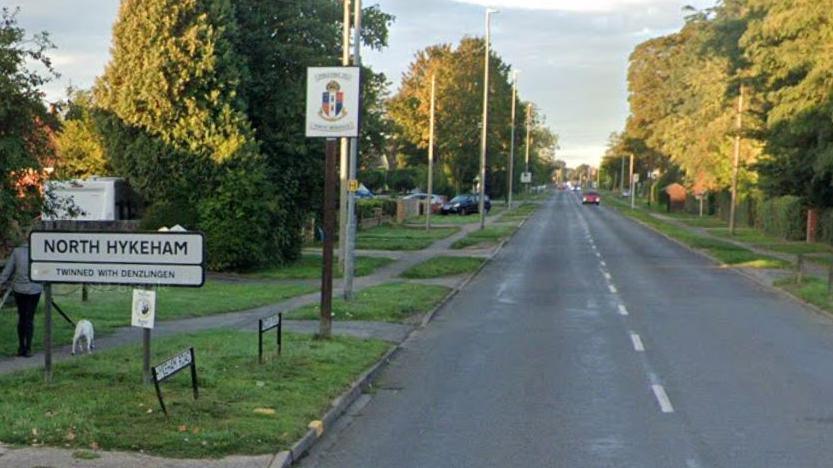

300,190,833,467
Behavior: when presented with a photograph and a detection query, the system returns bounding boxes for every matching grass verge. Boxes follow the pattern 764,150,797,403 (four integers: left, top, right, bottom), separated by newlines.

604,198,788,269
0,330,388,458
356,225,459,250
451,224,518,249
775,276,833,313
249,255,394,280
0,281,316,357
289,282,451,322
401,256,485,279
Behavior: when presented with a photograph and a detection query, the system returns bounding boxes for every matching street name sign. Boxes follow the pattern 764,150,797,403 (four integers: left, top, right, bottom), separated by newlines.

29,231,205,286
152,347,199,416
305,67,361,138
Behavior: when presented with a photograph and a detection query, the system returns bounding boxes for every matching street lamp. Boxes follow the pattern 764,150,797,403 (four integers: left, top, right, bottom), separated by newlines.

479,7,499,230
508,70,519,211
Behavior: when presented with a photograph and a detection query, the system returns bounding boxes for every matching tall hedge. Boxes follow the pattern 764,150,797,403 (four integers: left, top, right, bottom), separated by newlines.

756,195,805,241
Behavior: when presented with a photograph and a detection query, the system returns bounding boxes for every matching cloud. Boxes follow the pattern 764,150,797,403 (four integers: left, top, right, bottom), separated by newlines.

450,0,659,13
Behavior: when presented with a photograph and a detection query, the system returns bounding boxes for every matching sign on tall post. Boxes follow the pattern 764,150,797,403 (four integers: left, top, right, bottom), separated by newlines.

306,66,361,338
344,0,363,300
29,230,205,383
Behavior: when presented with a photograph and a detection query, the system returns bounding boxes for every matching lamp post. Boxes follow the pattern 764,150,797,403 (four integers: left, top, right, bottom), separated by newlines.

426,74,436,231
508,70,518,211
479,8,498,230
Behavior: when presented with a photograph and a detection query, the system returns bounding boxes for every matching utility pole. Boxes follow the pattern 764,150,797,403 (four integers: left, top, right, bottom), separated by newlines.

426,73,436,231
629,153,635,209
338,0,351,272
508,70,518,210
729,85,744,236
343,0,362,300
524,103,532,194
620,155,625,193
479,8,498,230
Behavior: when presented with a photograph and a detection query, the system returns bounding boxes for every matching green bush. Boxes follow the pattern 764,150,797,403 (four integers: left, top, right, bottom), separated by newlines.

198,155,285,271
818,209,833,245
360,170,386,193
356,198,397,220
139,199,199,231
756,195,805,240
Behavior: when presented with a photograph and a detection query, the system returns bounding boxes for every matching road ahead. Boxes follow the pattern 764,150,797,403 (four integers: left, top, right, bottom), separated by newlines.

302,191,833,467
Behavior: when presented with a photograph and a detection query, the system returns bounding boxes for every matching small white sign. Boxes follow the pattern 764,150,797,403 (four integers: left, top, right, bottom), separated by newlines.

132,289,156,329
306,67,361,138
31,262,204,286
633,174,641,183
521,172,532,184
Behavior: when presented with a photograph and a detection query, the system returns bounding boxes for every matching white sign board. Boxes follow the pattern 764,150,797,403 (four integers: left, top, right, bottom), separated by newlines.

132,289,156,329
154,349,193,381
521,172,532,184
305,67,361,138
29,231,205,286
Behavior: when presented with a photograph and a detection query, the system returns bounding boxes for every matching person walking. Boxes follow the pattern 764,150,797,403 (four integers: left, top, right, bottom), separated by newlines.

0,227,42,357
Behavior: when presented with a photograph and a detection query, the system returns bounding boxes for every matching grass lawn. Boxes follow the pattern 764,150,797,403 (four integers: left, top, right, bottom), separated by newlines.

406,213,490,225
498,203,539,223
249,255,394,280
674,216,727,228
401,256,485,279
0,281,316,357
775,276,833,313
606,203,789,269
451,224,518,249
356,225,458,250
289,282,451,322
0,330,389,458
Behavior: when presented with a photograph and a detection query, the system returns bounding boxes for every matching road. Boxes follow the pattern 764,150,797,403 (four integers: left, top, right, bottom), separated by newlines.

301,191,833,467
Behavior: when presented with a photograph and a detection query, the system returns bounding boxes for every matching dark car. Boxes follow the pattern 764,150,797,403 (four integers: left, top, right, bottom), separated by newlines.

441,194,491,215
582,191,601,205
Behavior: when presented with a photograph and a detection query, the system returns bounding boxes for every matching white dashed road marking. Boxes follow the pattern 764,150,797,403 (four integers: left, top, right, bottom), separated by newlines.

618,304,629,316
652,385,675,413
608,284,617,294
630,333,645,352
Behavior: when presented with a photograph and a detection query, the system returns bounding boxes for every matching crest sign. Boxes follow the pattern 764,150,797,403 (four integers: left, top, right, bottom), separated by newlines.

306,67,361,138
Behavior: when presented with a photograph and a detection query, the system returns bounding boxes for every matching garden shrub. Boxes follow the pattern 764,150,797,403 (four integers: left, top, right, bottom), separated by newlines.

756,195,805,240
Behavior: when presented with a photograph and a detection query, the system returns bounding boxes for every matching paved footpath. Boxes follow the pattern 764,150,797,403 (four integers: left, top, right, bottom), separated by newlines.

0,216,504,376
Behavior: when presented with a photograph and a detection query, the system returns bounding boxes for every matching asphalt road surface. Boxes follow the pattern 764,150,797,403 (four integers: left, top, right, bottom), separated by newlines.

301,191,833,467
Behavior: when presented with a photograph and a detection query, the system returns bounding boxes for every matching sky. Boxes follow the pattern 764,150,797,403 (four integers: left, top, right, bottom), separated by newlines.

12,0,713,168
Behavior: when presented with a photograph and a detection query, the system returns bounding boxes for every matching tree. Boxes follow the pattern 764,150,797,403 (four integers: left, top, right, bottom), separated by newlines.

54,89,110,179
742,0,833,207
0,7,57,243
389,37,516,194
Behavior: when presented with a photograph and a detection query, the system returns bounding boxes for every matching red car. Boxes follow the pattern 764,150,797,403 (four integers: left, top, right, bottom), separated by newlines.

582,191,601,205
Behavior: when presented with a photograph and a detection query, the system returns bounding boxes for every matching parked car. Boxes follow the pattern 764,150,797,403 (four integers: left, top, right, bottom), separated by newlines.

403,193,446,213
440,194,491,215
355,183,375,199
582,191,601,205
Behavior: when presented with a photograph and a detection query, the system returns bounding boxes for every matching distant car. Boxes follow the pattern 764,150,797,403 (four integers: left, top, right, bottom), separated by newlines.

441,194,491,215
403,193,446,213
582,191,601,205
621,190,631,198
572,185,581,192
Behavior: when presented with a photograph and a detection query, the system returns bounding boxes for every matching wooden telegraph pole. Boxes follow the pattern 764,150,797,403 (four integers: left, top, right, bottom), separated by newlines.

729,85,744,236
320,139,338,338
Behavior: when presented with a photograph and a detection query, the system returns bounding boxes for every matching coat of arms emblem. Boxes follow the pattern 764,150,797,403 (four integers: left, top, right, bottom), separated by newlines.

320,80,347,121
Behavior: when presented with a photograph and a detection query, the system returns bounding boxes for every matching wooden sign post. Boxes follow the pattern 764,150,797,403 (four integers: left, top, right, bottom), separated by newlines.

305,66,362,338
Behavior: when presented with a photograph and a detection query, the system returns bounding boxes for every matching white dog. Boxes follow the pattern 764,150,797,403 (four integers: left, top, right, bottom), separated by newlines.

72,319,95,355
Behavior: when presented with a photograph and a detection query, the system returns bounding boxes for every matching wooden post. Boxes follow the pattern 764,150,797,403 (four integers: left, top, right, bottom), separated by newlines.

143,328,152,384
729,85,744,236
320,139,338,338
827,264,833,299
796,254,804,285
43,284,53,384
